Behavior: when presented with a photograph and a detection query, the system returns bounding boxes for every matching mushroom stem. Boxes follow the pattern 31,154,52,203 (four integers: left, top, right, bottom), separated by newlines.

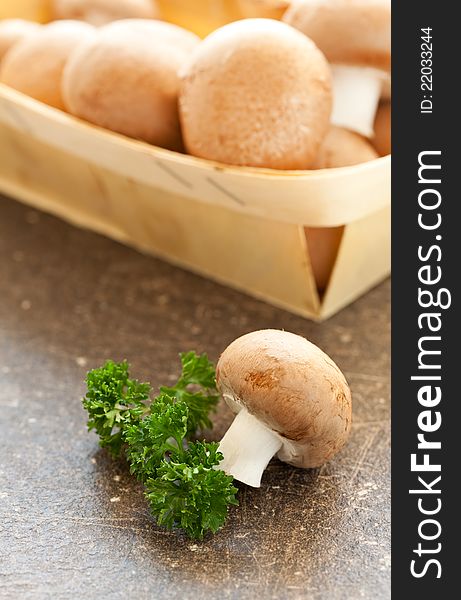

330,65,384,138
218,408,282,488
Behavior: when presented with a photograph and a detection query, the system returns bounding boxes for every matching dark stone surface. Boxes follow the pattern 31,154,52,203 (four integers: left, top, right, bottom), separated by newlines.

0,194,390,600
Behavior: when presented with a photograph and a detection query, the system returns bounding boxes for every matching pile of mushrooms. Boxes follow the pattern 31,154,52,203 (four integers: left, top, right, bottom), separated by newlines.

216,329,352,487
0,4,391,164
0,2,391,293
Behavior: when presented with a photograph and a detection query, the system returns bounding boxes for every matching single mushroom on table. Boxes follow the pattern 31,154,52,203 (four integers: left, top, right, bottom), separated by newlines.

283,0,391,138
216,329,352,487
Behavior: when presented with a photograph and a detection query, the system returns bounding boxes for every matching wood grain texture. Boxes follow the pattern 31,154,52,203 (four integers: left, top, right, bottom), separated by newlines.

0,195,390,600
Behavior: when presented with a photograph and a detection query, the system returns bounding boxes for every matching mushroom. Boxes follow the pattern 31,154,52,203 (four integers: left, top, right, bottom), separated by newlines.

0,20,95,110
0,19,41,64
236,0,290,20
179,18,332,169
62,19,200,150
372,101,391,156
216,329,352,487
52,0,160,26
311,125,378,169
283,0,391,138
381,75,391,102
306,126,378,292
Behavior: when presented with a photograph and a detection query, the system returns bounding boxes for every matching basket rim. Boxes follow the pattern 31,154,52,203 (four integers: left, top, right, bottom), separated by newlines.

0,83,391,178
0,83,391,227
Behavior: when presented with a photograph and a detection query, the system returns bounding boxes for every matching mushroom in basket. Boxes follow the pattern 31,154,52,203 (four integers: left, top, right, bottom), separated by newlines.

284,0,391,138
0,19,41,64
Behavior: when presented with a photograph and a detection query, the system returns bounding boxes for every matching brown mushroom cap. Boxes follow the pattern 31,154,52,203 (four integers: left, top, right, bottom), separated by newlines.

52,0,160,26
283,0,391,71
236,0,291,19
0,20,95,110
373,101,391,156
179,18,332,170
381,74,391,101
0,19,41,63
305,226,343,293
312,125,378,169
216,329,352,468
62,19,200,150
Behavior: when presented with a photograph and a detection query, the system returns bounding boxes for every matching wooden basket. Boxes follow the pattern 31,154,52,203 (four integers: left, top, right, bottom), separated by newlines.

0,0,391,321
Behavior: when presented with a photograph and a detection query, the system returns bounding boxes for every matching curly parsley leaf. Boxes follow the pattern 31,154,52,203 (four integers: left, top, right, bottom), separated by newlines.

82,354,239,539
124,396,188,482
83,360,150,457
176,351,218,389
160,352,219,435
145,442,238,539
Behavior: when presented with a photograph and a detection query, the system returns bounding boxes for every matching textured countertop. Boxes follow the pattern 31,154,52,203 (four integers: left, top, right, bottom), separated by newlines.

0,194,390,600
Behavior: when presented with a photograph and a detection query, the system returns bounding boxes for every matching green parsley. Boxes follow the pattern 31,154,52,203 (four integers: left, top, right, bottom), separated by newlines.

83,360,150,457
82,353,238,539
160,351,220,435
124,395,189,482
146,442,238,540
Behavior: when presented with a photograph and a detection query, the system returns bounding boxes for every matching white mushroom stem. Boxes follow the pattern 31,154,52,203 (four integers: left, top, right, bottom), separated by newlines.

330,65,384,138
217,408,282,488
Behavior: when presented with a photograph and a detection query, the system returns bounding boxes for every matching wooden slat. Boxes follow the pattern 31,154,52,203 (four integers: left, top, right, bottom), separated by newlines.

0,85,391,228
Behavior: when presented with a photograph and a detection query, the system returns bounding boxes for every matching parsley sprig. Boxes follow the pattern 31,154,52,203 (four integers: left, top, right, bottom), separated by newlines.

160,351,220,435
82,353,238,539
146,442,238,539
83,360,150,457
